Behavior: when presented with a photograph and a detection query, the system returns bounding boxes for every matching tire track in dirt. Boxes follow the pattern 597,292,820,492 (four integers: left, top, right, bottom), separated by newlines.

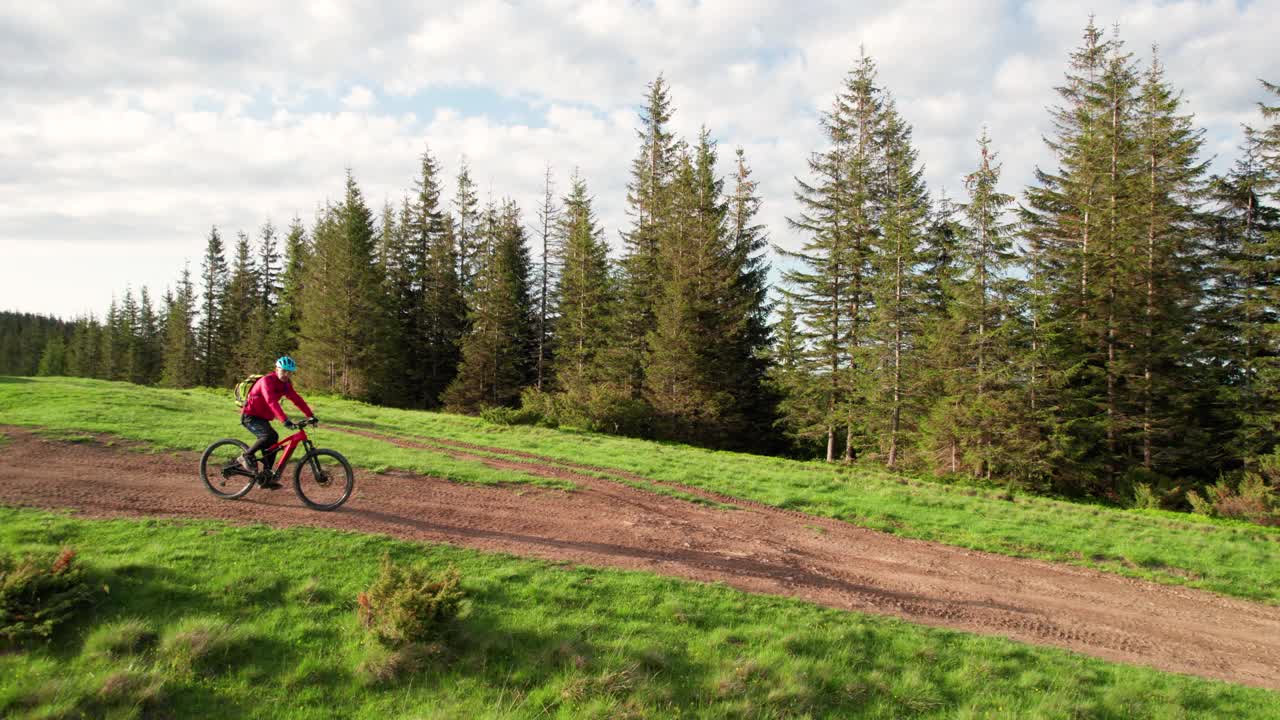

1,425,1278,691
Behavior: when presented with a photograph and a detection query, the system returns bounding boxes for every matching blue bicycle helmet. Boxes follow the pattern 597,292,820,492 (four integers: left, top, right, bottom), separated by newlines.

276,356,297,372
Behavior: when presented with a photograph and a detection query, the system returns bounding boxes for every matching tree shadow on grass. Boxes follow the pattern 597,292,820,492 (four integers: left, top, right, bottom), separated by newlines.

0,376,34,384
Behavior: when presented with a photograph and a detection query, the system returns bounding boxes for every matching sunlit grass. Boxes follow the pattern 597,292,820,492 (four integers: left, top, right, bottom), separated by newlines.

1,375,1277,603
1,508,1274,719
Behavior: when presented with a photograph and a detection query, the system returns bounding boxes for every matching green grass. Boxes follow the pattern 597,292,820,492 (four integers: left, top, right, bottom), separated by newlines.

1,507,1275,719
0,376,571,491
1,376,1276,603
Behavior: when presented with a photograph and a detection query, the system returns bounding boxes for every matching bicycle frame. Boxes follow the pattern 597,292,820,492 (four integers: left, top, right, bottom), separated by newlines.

260,427,315,480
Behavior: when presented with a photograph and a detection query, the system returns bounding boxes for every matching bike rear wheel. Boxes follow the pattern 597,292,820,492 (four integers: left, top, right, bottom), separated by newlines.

294,448,354,511
199,439,256,499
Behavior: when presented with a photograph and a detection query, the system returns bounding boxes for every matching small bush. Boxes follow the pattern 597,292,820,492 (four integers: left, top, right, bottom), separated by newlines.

1130,483,1161,510
520,385,653,437
0,547,96,644
358,554,465,648
1185,472,1279,526
480,405,544,427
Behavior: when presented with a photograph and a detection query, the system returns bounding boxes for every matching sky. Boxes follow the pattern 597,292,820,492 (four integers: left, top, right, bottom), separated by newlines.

3,0,1278,320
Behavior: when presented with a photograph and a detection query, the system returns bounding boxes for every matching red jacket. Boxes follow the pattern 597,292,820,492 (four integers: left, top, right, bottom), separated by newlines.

241,373,313,423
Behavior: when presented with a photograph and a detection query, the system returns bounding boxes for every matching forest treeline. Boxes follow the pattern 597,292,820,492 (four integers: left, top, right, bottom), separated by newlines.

7,21,1280,516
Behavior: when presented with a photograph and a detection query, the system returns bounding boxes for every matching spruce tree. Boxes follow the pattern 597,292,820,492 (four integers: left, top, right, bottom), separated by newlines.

37,335,68,376
297,172,386,399
1212,85,1280,463
272,217,309,358
376,196,413,403
781,51,882,462
160,265,199,388
765,299,824,453
723,147,778,449
533,163,561,391
66,316,103,379
223,231,262,382
196,226,230,387
551,171,615,395
453,157,482,298
444,201,534,410
617,74,679,398
866,100,930,468
118,289,141,383
1022,20,1127,493
923,132,1024,478
410,147,467,408
645,138,731,442
136,287,162,384
1129,51,1211,476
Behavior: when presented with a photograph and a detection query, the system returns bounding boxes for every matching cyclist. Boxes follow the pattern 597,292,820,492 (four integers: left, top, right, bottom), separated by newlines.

239,356,317,488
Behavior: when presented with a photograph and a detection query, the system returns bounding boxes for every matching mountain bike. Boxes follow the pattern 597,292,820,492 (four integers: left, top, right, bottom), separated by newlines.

199,418,354,511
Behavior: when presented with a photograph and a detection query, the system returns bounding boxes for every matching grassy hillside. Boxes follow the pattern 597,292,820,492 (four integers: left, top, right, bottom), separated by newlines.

2,508,1275,719
1,375,1277,603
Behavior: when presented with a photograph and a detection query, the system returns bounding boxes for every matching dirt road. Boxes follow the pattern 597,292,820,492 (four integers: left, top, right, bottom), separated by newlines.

1,425,1277,690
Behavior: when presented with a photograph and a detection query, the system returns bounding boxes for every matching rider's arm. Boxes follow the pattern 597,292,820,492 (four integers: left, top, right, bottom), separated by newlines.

284,383,314,418
263,380,291,424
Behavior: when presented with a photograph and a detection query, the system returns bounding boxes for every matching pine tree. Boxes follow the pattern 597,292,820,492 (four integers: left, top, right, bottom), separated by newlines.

453,157,482,298
271,217,309,359
118,289,141,383
196,226,230,387
374,196,411,403
444,201,534,410
1129,51,1211,476
297,172,387,399
160,265,199,388
617,74,680,398
866,100,931,468
223,231,262,383
1022,20,1132,494
37,335,68,376
136,287,162,384
533,163,561,391
1212,83,1280,463
257,221,281,311
423,212,466,409
645,137,731,442
923,132,1024,478
100,295,125,381
66,315,104,379
765,299,824,452
551,171,615,394
781,51,882,463
722,147,778,449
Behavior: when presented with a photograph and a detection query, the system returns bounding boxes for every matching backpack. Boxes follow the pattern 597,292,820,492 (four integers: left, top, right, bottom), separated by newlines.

233,374,266,407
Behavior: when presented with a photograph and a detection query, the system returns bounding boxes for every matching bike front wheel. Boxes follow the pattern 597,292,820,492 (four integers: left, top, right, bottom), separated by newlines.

199,438,256,499
294,448,354,511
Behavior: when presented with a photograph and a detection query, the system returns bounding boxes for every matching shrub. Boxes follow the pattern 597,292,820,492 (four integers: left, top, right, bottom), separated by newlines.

357,554,465,648
480,405,545,427
521,385,653,437
0,547,96,644
1185,472,1279,526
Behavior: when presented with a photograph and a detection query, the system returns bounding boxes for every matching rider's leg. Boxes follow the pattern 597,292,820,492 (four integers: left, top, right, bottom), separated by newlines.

240,415,278,470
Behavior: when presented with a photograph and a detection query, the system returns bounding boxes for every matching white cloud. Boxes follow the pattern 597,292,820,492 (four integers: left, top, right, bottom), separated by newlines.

341,85,375,110
2,0,1279,318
